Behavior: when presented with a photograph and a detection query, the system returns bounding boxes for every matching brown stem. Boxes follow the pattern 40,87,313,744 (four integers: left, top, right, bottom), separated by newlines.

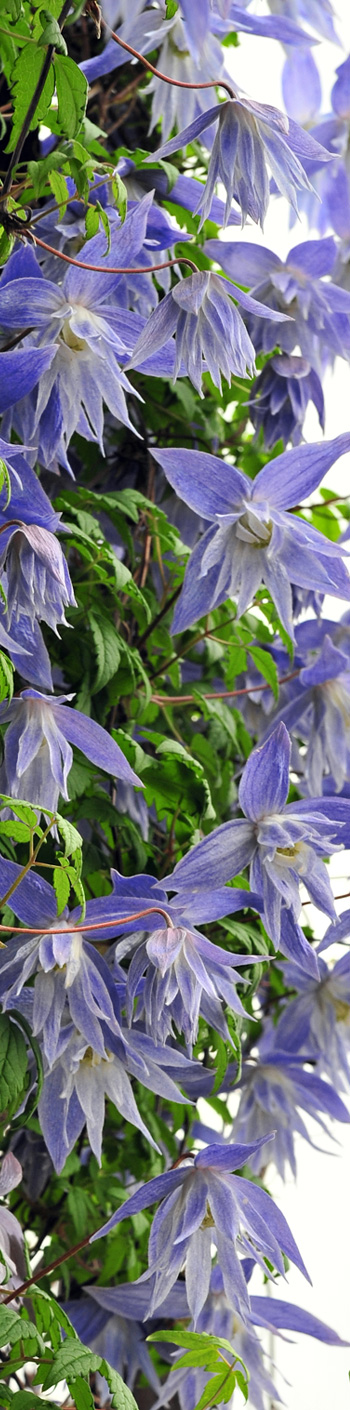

150,669,301,706
0,0,72,202
101,19,235,99
33,235,197,274
0,905,173,935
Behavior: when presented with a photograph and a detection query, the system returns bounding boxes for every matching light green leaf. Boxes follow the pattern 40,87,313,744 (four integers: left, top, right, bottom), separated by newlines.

85,204,100,240
0,1012,28,1121
56,814,83,857
90,614,121,691
0,1306,45,1353
54,53,88,138
0,459,12,509
6,45,55,151
249,645,279,701
67,1375,95,1410
48,166,69,214
53,865,71,915
112,171,127,223
0,651,13,703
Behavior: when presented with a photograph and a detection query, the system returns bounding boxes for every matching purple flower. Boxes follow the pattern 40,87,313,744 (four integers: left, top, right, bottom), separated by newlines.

248,353,324,448
275,950,350,1089
262,631,350,795
0,197,168,472
0,523,76,634
90,1138,309,1322
164,723,350,952
127,270,292,394
232,1030,350,1178
0,688,141,813
204,235,350,368
146,94,332,227
0,926,125,1066
63,1289,162,1405
153,434,350,638
0,1152,26,1287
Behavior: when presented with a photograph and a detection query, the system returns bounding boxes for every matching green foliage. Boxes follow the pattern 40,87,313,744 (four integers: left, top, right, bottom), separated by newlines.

0,1013,28,1125
53,54,88,137
148,1331,249,1407
6,44,55,151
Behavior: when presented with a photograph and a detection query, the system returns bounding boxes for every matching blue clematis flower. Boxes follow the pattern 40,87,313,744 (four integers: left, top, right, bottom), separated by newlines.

248,353,324,448
275,949,350,1090
261,630,350,796
0,195,181,472
232,1029,350,1178
164,723,350,950
146,93,332,228
127,270,291,394
90,1138,309,1322
153,434,350,638
204,235,350,368
0,688,141,813
63,1287,162,1405
0,523,75,635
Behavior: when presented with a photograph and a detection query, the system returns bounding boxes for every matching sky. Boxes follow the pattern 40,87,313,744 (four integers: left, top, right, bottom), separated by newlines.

221,6,350,1407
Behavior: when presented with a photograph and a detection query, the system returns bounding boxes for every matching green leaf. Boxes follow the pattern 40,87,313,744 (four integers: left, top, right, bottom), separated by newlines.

6,44,55,151
112,171,127,223
193,1370,235,1410
56,814,83,856
0,226,14,266
48,166,69,214
90,614,121,691
0,1306,45,1353
67,1375,95,1410
0,1012,28,1122
0,650,13,703
53,865,71,915
249,645,279,701
53,53,88,138
95,200,111,252
38,9,67,51
85,204,100,240
0,458,12,509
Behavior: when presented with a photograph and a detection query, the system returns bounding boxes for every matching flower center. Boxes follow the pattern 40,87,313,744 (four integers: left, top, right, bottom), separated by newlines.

236,509,272,548
61,318,86,352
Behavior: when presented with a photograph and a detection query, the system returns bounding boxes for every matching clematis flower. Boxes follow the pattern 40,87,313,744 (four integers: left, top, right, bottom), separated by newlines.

204,235,350,368
0,195,181,472
0,688,141,813
153,433,350,638
127,270,291,394
164,723,350,949
262,630,350,795
0,1152,27,1287
275,949,350,1089
63,1287,162,1405
0,523,75,634
90,1138,309,1323
146,93,332,228
248,353,324,448
232,1030,350,1178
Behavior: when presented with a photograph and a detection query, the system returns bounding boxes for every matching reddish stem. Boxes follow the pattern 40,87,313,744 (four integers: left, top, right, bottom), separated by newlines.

33,236,197,274
151,669,300,705
0,906,172,936
102,19,235,99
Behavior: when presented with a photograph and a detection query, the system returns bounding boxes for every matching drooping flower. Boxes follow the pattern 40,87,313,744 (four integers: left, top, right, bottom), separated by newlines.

261,630,350,796
275,950,350,1090
248,353,324,448
90,1138,309,1323
0,688,141,813
146,93,332,228
204,235,350,369
63,1285,162,1405
232,1030,350,1178
0,1152,26,1287
164,723,350,952
127,270,291,394
153,434,350,638
0,523,76,634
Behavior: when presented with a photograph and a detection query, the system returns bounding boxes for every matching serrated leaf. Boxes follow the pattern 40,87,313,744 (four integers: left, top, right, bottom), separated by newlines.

112,171,127,223
0,1012,28,1119
90,615,121,691
6,45,55,151
53,865,71,915
193,1370,235,1410
56,814,82,857
0,796,40,827
95,200,111,252
54,53,88,138
249,645,279,701
0,818,32,841
0,1306,45,1353
0,650,13,702
48,166,69,214
85,204,100,240
67,1375,95,1410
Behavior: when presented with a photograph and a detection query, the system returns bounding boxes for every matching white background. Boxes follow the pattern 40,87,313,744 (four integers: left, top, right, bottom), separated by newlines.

224,6,350,1407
